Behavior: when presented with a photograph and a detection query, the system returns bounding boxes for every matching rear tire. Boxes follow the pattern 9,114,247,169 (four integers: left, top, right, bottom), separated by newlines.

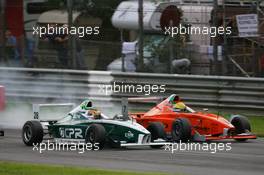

147,122,166,149
171,118,192,142
0,130,4,136
230,115,251,142
85,124,106,150
22,121,43,146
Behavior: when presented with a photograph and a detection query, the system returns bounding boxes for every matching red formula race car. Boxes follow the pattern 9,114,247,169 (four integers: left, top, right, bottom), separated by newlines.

129,94,257,142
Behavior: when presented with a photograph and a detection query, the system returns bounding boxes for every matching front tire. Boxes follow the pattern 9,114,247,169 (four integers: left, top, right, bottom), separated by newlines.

230,115,251,142
171,118,192,142
0,130,4,136
22,121,43,146
85,124,106,150
147,122,166,149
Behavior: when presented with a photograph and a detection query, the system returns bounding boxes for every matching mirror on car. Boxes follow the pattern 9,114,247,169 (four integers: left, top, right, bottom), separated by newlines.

113,114,125,120
173,108,181,112
203,108,209,112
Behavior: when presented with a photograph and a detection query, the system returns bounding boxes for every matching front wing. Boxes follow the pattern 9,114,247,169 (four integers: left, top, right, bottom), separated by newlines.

206,133,257,141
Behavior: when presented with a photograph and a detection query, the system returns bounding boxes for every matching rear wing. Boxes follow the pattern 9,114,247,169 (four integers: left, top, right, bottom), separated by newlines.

33,103,76,120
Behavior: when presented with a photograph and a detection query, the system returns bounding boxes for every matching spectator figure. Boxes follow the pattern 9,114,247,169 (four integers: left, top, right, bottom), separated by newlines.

5,30,19,66
43,23,57,43
75,37,85,69
24,30,36,67
54,24,69,68
172,58,191,74
43,24,69,68
260,55,264,77
25,38,35,67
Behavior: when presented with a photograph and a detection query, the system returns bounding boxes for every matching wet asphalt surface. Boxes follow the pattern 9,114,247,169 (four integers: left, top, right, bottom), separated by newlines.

0,129,263,175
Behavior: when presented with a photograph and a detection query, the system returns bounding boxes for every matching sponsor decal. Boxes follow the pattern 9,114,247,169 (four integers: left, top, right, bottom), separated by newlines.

125,131,134,139
59,128,83,139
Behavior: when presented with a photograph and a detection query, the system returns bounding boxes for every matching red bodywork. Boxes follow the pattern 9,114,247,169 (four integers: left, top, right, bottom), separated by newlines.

130,95,257,141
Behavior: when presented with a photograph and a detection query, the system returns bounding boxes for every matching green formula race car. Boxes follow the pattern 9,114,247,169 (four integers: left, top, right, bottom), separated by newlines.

22,100,167,149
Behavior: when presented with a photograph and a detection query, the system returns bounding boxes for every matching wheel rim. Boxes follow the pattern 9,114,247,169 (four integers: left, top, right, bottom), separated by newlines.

24,125,32,142
89,130,95,143
174,123,181,136
172,122,181,141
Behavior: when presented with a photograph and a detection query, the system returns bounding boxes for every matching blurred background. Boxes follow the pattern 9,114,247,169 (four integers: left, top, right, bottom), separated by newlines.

0,0,264,77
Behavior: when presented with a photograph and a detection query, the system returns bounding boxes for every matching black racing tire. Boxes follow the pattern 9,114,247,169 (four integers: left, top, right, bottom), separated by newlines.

85,124,106,150
22,120,43,146
0,130,4,136
230,115,251,142
171,118,192,142
147,122,166,149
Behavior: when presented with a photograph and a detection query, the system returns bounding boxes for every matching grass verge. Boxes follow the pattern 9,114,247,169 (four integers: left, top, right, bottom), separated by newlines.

0,161,169,175
245,116,264,137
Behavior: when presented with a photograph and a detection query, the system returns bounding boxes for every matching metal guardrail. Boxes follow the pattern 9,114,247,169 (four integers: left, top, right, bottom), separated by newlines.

0,67,113,102
0,67,263,115
111,72,264,114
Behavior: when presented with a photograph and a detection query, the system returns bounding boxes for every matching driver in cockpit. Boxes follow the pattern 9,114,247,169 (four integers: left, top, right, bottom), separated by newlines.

86,109,101,119
171,95,187,112
174,102,187,111
80,100,101,119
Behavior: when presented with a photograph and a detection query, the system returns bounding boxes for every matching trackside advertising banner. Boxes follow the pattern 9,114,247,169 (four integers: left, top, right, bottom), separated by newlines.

236,14,259,37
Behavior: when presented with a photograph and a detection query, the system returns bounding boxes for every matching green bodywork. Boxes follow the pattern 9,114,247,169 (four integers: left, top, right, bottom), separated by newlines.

47,113,148,143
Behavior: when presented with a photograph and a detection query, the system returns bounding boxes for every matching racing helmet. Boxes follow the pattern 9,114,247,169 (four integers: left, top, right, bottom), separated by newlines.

170,95,181,104
80,100,93,110
174,102,186,110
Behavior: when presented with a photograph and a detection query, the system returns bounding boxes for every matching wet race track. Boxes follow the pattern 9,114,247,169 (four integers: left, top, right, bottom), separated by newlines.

0,129,263,175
